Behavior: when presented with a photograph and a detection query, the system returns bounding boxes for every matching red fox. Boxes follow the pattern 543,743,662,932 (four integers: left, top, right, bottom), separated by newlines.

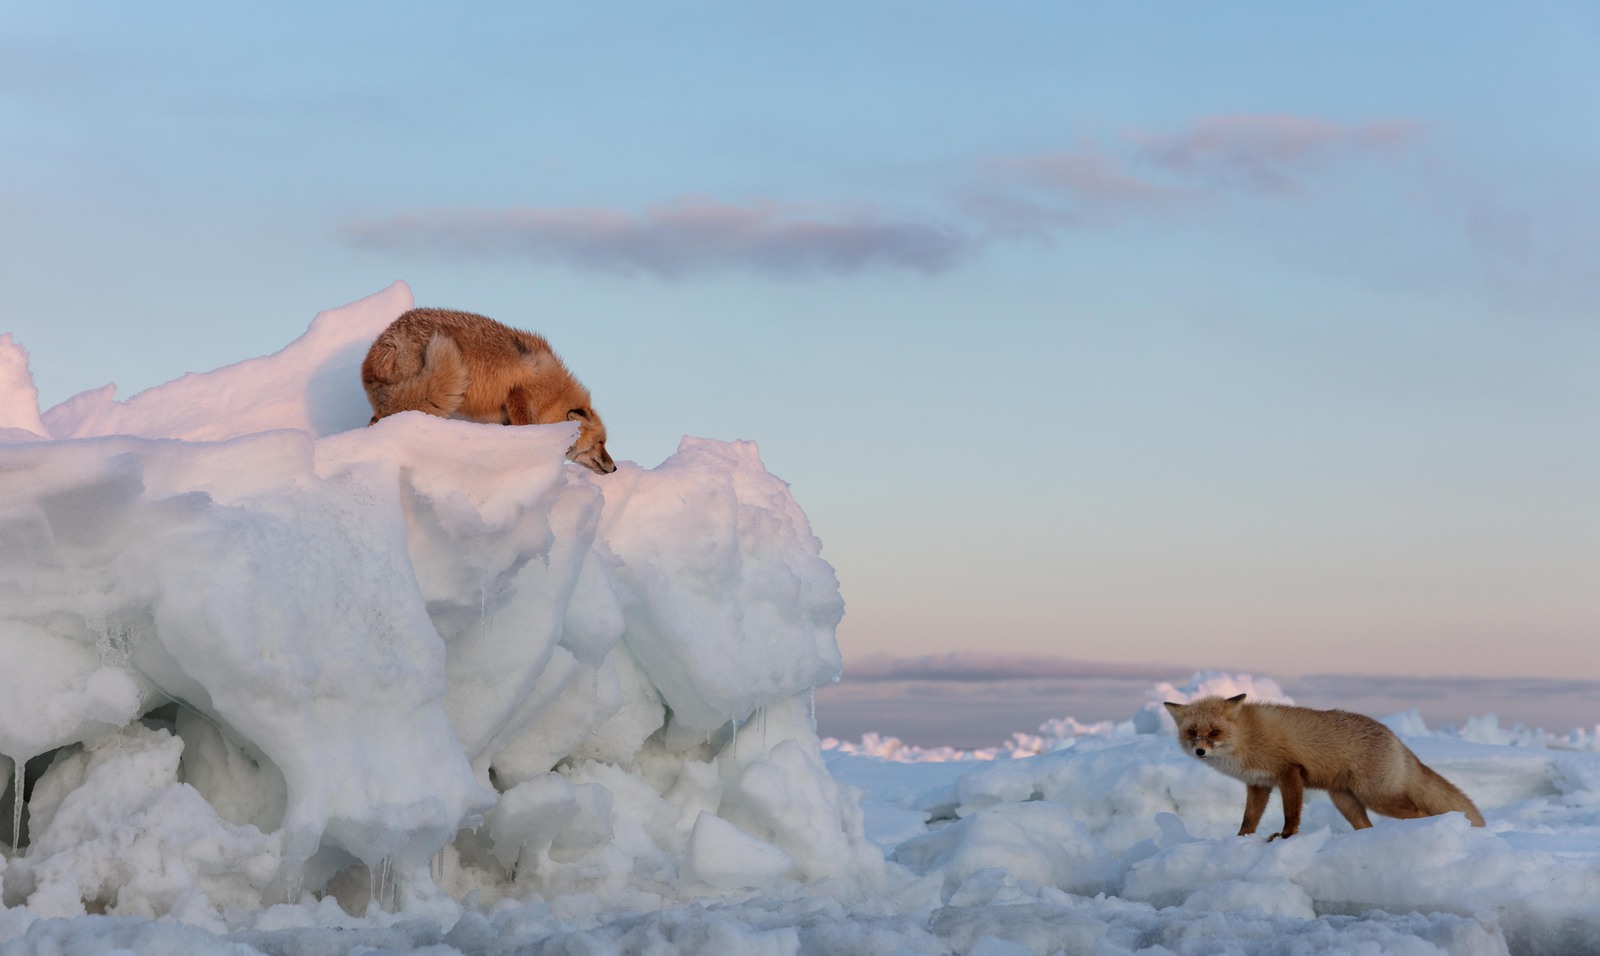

361,309,616,474
1164,694,1485,840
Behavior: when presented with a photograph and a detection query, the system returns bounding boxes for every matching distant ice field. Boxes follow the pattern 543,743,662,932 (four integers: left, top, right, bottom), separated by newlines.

816,669,1600,749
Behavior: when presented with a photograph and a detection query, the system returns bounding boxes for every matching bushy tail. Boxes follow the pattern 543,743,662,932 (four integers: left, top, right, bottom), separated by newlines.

363,333,468,423
1419,764,1485,827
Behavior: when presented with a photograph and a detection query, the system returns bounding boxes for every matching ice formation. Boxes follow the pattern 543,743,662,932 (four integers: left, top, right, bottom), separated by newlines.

827,672,1600,954
0,283,869,925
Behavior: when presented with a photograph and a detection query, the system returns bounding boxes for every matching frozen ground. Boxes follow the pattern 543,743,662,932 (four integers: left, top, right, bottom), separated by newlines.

1,287,1597,955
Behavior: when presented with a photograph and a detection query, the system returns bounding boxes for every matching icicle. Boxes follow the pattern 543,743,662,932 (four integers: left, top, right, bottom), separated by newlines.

366,857,395,914
730,716,740,760
11,758,22,853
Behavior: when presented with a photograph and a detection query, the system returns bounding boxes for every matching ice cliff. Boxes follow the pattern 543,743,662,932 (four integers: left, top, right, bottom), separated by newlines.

0,284,879,923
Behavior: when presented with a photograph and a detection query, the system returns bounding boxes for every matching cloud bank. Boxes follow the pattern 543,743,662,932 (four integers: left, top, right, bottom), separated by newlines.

342,197,968,279
341,114,1418,279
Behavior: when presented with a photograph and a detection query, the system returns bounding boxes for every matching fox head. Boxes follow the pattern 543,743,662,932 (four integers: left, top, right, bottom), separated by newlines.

566,407,617,475
1164,693,1246,759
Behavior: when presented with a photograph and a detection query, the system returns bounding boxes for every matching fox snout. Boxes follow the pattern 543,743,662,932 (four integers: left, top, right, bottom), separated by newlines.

569,441,617,475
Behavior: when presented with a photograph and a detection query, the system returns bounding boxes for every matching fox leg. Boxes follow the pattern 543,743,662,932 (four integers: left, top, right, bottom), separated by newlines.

1329,790,1374,830
365,333,467,423
1238,785,1272,836
504,385,536,426
1268,773,1305,840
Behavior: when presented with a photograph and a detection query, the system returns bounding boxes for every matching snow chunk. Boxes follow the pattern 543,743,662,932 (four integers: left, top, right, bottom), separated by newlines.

8,724,283,920
1182,878,1318,919
892,801,1119,898
0,334,47,439
686,811,796,890
0,621,144,762
602,438,845,736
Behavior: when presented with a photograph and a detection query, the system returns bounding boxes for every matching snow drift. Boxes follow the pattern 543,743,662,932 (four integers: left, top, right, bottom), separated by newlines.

0,283,870,923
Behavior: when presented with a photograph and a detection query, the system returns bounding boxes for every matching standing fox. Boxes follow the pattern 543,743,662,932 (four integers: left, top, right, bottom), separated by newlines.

1164,694,1484,840
361,308,616,475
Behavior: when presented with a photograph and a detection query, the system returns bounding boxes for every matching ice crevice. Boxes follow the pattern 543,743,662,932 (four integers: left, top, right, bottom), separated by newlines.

0,283,876,921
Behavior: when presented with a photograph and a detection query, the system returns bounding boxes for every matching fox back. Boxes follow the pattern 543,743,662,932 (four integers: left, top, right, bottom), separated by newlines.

1170,695,1411,790
362,308,616,474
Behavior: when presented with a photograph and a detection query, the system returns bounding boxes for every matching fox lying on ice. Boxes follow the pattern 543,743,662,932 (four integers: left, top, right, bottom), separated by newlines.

361,308,616,474
1164,694,1484,840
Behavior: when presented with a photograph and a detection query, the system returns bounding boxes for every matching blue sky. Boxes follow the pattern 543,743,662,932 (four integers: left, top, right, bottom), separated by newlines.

3,2,1597,680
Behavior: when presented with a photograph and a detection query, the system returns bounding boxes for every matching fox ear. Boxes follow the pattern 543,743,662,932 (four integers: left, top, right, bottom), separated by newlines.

566,408,591,422
1225,693,1246,706
1163,701,1185,717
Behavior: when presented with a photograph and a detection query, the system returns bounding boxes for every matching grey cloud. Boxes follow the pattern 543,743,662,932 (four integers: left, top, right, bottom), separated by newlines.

340,198,969,279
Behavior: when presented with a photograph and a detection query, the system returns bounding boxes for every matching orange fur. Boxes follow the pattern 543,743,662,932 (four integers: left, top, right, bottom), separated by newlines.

1164,694,1484,839
361,308,616,474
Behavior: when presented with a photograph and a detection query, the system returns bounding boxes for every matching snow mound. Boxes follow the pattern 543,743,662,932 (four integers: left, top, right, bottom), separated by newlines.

40,281,409,442
0,284,866,924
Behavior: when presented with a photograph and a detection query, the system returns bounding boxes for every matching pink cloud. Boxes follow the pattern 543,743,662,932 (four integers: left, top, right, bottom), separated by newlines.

969,114,1421,233
341,197,967,278
1133,114,1421,191
963,147,1176,236
989,148,1172,202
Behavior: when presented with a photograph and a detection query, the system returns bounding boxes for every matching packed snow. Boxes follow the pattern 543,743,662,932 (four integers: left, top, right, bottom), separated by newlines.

2,285,1598,955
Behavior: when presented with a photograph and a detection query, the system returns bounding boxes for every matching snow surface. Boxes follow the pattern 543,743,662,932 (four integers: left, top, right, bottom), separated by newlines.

2,286,1599,954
